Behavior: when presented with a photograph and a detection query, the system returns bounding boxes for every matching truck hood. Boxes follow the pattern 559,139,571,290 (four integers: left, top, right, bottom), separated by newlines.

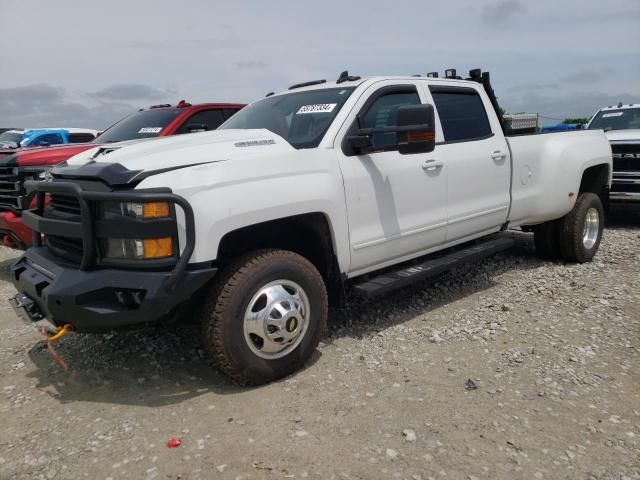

604,129,640,142
66,129,294,173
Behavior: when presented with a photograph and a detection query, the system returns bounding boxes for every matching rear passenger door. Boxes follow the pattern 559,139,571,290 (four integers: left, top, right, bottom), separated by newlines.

427,85,510,241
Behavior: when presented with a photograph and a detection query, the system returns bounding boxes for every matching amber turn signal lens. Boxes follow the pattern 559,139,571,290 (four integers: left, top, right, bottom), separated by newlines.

407,131,435,142
143,237,173,258
143,202,170,218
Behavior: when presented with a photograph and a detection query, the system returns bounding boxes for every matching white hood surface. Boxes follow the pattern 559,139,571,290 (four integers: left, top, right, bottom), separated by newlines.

604,129,640,142
66,129,294,172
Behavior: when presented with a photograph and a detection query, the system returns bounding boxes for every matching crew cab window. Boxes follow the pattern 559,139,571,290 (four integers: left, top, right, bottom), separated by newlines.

430,87,492,142
223,108,240,119
360,90,421,149
69,133,96,143
35,133,64,145
176,110,226,134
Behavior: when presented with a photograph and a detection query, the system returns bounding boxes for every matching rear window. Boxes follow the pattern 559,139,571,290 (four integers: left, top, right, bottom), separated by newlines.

430,87,492,142
69,132,96,143
96,109,182,143
0,131,22,143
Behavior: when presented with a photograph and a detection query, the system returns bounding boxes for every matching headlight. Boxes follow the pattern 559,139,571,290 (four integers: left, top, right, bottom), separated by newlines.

20,166,53,180
101,237,174,260
98,201,174,260
98,201,170,219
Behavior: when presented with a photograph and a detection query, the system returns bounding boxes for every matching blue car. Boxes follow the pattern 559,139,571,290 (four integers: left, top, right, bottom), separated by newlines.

19,129,72,147
0,128,99,149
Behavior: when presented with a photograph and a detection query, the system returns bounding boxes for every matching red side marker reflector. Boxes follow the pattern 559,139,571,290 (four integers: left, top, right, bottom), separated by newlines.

167,438,181,448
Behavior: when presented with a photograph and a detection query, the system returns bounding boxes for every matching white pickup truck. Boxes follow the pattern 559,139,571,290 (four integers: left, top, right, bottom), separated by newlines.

10,69,612,384
587,102,640,202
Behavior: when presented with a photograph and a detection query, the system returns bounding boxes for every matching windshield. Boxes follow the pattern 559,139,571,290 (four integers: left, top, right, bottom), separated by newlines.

588,108,640,131
0,131,23,144
219,87,356,149
95,109,181,143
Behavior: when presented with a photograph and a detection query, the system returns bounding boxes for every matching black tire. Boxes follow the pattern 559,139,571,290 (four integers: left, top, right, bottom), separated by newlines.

558,192,604,263
201,249,327,385
533,220,561,260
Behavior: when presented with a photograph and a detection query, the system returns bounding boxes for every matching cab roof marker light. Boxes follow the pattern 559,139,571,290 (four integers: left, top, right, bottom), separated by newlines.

288,79,327,90
336,70,361,84
427,72,438,78
445,68,457,79
468,69,482,82
618,102,623,108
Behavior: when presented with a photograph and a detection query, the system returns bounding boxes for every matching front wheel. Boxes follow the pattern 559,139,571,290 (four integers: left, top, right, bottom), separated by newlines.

201,249,328,385
558,192,604,263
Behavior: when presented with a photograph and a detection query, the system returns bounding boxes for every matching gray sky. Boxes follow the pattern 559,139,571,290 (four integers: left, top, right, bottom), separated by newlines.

1,0,639,128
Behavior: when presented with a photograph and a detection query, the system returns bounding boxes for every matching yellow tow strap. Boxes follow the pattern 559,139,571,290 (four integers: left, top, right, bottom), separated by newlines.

45,324,73,342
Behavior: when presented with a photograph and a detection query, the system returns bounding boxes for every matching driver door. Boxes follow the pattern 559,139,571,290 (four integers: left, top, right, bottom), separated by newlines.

335,81,447,275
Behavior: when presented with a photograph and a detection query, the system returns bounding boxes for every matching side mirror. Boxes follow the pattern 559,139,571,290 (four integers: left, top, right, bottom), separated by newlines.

185,124,209,133
347,134,371,150
397,104,435,155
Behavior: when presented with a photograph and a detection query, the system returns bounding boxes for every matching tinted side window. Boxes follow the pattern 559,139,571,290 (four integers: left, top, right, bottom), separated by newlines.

38,133,64,145
177,110,225,134
69,133,96,143
361,91,420,149
223,108,240,119
430,89,492,142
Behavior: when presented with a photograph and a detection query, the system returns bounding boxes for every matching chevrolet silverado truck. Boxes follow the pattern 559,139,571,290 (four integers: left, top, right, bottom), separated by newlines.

9,69,612,384
587,102,640,202
0,101,244,248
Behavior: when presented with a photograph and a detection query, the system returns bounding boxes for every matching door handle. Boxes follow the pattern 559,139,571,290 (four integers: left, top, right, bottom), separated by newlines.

422,159,443,171
491,151,507,161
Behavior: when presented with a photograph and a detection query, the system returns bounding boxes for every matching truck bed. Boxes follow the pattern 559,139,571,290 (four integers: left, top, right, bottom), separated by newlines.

506,130,612,226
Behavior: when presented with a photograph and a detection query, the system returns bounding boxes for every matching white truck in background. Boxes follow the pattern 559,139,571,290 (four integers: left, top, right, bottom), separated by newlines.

587,102,640,202
10,69,612,384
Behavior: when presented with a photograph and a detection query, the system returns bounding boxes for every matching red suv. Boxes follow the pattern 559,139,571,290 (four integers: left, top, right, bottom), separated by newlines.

0,101,245,248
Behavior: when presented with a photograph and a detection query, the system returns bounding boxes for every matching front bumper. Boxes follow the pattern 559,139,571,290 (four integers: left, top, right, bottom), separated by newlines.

610,175,640,202
10,178,216,332
0,210,33,248
11,247,216,332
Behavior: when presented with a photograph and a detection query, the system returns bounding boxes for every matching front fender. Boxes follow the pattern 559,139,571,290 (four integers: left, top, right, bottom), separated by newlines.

138,150,351,273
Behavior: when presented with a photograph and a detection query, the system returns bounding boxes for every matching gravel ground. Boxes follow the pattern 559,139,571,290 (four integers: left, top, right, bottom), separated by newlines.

0,206,638,480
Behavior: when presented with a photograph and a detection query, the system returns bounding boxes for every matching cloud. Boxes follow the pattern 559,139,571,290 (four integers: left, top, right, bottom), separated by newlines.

482,0,525,25
234,61,267,70
0,84,144,129
91,83,169,101
0,84,65,117
501,90,638,122
559,68,614,85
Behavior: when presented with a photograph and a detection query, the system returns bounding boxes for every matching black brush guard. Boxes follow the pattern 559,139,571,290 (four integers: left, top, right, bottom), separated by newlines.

23,180,196,290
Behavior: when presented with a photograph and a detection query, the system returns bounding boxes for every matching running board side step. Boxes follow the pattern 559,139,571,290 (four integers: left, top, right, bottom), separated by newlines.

351,235,515,298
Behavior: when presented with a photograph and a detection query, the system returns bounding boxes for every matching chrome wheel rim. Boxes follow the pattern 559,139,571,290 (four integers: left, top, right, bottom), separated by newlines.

582,207,600,249
243,280,310,360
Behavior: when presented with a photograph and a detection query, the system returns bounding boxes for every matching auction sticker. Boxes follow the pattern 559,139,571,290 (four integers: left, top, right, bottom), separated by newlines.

602,112,623,118
138,127,163,133
297,104,337,114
